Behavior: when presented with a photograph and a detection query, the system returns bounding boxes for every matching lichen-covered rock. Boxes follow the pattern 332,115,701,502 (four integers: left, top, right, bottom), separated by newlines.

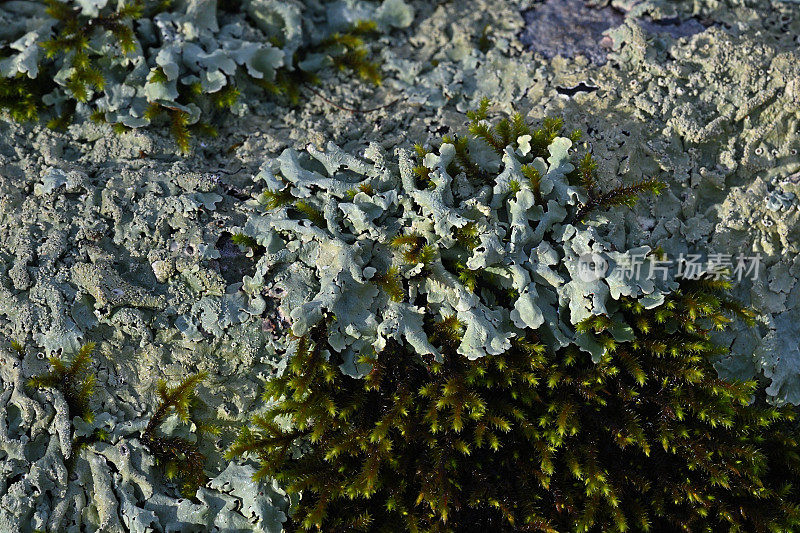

0,145,290,527
72,261,166,312
0,0,414,150
588,1,800,403
0,344,288,532
0,136,310,364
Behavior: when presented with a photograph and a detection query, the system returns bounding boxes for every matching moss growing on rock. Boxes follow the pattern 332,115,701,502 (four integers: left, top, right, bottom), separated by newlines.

28,341,97,422
142,371,215,495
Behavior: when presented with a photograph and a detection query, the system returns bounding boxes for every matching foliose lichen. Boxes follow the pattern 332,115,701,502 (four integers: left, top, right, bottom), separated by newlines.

1,342,288,532
0,0,414,151
234,101,666,376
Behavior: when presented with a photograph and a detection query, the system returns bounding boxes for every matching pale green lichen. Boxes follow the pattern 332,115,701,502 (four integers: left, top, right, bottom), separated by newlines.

0,343,288,532
0,0,414,150
236,106,667,376
592,2,800,404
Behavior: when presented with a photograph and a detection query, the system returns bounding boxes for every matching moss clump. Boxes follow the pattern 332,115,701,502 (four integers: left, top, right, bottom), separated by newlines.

0,75,44,122
570,152,665,222
27,341,97,422
142,372,216,495
230,278,800,532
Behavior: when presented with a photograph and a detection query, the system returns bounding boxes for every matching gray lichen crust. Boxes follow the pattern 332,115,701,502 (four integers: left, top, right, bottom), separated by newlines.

1,0,800,530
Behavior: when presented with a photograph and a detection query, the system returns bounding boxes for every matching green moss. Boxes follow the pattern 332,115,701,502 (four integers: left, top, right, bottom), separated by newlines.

28,342,96,422
477,24,492,54
259,187,295,210
0,75,43,122
230,279,800,532
168,109,190,154
321,20,383,86
142,372,215,496
231,233,260,251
